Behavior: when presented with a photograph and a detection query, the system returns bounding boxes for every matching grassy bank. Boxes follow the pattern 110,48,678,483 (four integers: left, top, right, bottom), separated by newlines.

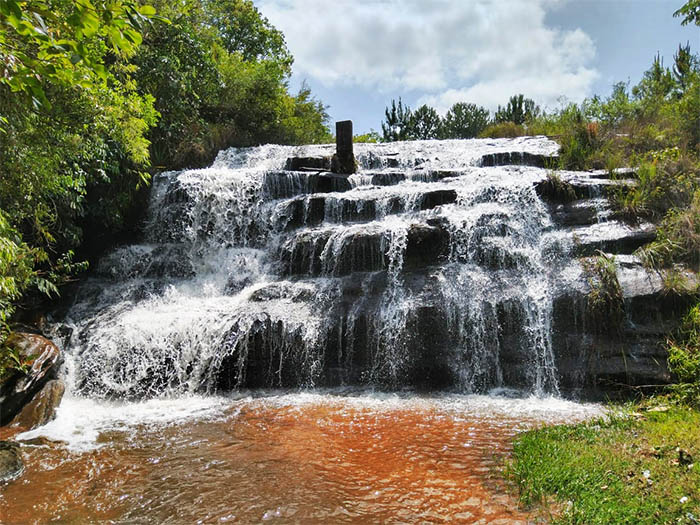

510,405,700,524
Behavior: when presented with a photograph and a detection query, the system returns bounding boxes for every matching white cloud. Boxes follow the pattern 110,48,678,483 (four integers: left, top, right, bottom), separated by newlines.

257,0,599,110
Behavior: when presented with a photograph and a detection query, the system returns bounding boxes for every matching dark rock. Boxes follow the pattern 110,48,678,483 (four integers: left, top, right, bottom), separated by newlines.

481,151,555,168
361,171,406,186
405,221,450,270
0,441,23,483
10,379,65,430
281,220,450,277
0,333,63,426
420,189,458,210
264,172,353,199
550,199,605,226
284,156,332,171
551,263,692,397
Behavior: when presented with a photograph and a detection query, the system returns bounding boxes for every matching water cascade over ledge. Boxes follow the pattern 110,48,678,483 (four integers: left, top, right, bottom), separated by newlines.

52,137,675,400
7,136,682,523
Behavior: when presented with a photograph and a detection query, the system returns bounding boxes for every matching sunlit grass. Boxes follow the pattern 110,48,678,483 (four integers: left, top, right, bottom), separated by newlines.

509,405,700,524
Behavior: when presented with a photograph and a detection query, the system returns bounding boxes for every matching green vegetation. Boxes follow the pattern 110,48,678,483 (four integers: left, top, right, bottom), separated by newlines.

380,98,492,140
510,407,700,524
479,121,526,139
502,5,700,520
0,0,331,374
668,305,700,407
494,94,540,126
538,171,577,203
582,253,625,335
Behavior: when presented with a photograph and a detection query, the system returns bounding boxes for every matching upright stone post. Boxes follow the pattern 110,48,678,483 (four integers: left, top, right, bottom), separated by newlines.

333,120,356,175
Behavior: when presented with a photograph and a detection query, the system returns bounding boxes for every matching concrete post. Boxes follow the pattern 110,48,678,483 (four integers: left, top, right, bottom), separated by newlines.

334,120,356,175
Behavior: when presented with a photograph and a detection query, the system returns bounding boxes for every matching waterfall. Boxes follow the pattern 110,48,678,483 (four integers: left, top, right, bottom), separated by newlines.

54,137,570,399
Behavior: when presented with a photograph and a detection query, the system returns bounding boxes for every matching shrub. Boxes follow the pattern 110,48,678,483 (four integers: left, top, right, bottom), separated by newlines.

478,121,525,138
536,172,577,202
583,252,625,334
668,303,700,406
636,188,700,268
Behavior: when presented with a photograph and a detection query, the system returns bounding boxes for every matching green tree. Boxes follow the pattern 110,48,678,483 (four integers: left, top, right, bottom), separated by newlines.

381,98,412,142
408,104,442,140
673,42,698,94
0,0,160,354
442,102,490,139
134,0,331,168
633,52,675,100
0,0,161,110
203,0,292,69
495,94,539,125
674,0,700,25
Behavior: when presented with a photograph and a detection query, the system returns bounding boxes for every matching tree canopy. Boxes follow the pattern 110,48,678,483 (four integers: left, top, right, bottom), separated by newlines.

0,0,332,352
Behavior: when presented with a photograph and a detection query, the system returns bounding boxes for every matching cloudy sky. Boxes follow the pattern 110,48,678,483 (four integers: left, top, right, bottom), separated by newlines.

256,0,698,133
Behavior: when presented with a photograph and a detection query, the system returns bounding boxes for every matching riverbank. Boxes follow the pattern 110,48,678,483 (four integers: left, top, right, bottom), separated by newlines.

510,402,700,523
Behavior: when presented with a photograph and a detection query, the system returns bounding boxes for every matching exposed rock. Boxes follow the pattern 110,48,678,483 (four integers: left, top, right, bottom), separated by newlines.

0,441,24,484
552,260,695,397
10,379,65,430
284,156,332,171
549,199,608,226
571,221,656,256
0,333,63,426
264,171,353,199
480,151,555,168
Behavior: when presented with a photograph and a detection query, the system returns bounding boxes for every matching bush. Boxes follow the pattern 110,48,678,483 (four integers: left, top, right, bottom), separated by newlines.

583,253,625,334
537,172,577,202
636,188,700,268
478,121,525,138
668,304,700,406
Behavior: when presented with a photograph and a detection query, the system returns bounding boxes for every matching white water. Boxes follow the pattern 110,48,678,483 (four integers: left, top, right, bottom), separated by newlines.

51,137,570,401
19,388,602,452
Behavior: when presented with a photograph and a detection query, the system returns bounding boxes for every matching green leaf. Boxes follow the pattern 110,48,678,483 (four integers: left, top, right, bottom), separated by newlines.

139,5,156,16
0,0,22,19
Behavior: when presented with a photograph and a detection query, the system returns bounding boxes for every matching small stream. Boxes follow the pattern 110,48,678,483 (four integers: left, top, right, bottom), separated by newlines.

2,392,601,524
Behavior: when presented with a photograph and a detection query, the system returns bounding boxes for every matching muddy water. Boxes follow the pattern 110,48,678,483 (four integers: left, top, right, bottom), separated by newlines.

1,393,600,524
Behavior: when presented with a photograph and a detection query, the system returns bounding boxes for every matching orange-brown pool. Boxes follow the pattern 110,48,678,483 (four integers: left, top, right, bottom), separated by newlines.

0,392,601,524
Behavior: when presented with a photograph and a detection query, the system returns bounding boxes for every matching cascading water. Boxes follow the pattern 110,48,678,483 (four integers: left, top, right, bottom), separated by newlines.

54,137,568,399
7,137,623,524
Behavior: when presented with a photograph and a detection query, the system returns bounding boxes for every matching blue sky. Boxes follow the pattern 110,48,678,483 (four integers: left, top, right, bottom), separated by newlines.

257,0,699,134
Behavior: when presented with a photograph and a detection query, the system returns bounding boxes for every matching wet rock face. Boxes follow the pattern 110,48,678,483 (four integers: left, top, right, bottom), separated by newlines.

0,333,63,426
0,441,24,484
551,261,695,397
56,138,680,399
480,151,555,168
10,379,65,430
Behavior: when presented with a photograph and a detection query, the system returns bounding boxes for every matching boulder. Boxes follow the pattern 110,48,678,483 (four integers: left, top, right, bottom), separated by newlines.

0,333,63,426
10,379,65,430
0,441,23,484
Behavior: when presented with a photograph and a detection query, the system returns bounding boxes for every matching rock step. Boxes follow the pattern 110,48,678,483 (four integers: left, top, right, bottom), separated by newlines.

283,151,559,173
570,221,656,257
274,189,458,230
536,175,634,204
549,198,613,227
279,215,539,278
264,172,353,199
284,156,332,171
480,151,556,168
279,220,451,277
